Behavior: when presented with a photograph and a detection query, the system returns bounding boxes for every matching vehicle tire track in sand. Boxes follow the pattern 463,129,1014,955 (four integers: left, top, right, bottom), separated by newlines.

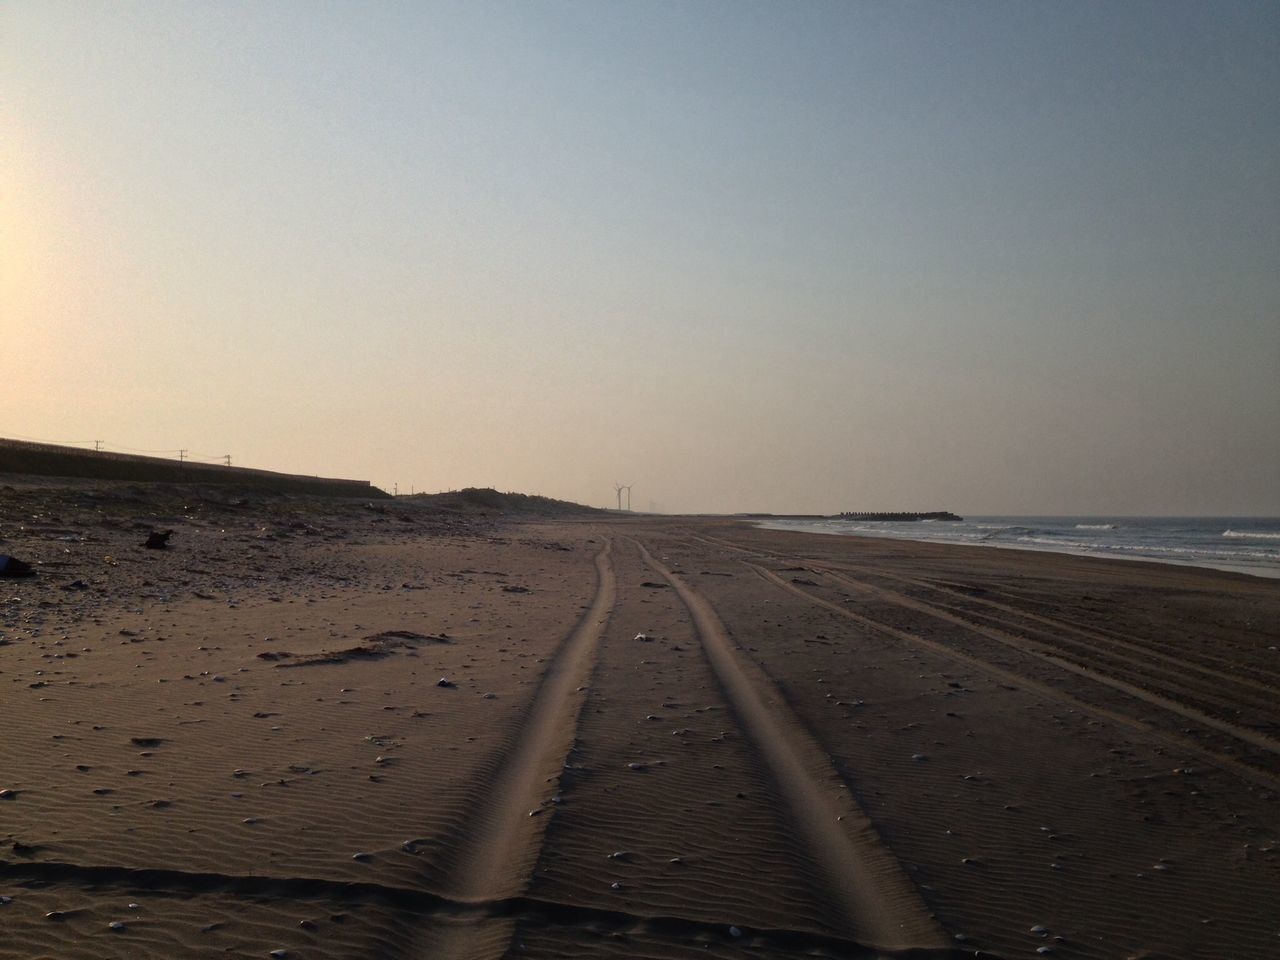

631,539,947,953
687,533,1280,771
423,539,617,959
807,565,1280,762
0,858,968,958
748,562,1280,792
821,561,1279,697
693,530,1277,698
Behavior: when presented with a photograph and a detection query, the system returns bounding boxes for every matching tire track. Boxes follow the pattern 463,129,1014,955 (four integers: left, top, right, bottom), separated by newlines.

809,564,1280,761
823,562,1279,697
0,859,972,959
746,561,1280,792
693,530,1277,695
688,532,1280,762
845,576,1280,721
424,538,617,959
632,538,947,953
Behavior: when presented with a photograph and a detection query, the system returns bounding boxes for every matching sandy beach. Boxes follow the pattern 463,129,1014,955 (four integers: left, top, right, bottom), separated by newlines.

2,480,1277,960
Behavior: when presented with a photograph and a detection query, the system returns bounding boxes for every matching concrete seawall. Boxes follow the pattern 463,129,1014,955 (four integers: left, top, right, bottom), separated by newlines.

0,438,383,498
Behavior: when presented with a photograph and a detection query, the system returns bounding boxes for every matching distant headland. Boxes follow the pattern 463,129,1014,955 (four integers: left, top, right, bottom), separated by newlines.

837,511,963,522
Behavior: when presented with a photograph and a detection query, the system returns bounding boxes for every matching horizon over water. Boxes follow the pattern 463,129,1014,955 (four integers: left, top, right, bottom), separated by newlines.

756,516,1280,580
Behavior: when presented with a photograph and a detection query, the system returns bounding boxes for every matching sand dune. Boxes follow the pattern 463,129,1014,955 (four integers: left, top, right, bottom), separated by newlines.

2,481,1277,959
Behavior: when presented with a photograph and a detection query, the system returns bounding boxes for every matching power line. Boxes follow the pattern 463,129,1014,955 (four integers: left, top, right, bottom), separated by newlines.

5,433,230,469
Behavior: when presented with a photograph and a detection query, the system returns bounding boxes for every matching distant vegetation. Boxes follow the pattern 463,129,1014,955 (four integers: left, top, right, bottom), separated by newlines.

401,487,603,516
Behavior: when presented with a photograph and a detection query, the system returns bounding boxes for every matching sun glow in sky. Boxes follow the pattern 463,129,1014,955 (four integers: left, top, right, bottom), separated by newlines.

4,1,1278,513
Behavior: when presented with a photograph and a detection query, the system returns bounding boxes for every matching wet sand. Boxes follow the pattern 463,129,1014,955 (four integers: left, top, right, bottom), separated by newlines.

2,481,1278,959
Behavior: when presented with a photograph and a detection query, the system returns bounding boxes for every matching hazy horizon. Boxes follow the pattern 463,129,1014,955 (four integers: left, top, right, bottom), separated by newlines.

5,1,1278,515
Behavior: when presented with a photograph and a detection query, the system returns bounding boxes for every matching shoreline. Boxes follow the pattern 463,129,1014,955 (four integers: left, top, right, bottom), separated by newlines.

755,516,1280,581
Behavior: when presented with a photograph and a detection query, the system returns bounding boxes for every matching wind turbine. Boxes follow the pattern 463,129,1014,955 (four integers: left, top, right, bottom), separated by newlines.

614,483,625,511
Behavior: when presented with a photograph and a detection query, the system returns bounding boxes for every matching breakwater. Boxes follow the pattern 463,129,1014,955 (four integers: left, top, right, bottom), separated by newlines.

837,511,963,522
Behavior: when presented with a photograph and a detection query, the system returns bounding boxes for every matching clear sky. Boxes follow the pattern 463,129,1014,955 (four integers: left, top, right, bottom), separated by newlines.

4,1,1278,514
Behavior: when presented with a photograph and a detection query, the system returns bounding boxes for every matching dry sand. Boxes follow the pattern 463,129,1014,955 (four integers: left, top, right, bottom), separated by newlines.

1,479,1278,959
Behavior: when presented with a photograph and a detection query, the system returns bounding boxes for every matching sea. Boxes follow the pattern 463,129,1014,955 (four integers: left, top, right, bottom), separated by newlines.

755,516,1280,579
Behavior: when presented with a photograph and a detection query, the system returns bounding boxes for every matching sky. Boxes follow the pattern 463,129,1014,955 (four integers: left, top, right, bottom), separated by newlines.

4,0,1278,515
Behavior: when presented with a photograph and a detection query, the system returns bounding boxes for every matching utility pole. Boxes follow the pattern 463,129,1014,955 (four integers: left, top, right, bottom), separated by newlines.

394,482,398,496
223,454,232,467
177,449,187,464
624,484,633,511
93,440,102,451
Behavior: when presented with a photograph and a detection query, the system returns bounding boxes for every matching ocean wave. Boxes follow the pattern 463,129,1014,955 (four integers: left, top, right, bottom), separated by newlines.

982,526,1056,540
1223,529,1280,541
1075,523,1116,530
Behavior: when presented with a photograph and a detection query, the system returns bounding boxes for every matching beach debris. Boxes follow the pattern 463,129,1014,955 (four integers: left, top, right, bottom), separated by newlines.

274,631,448,668
45,911,68,921
269,951,289,959
351,852,372,862
501,585,530,593
437,677,454,688
729,926,743,938
143,530,174,550
0,896,10,905
640,581,669,589
0,789,16,799
108,920,126,931
59,579,89,591
634,633,653,642
0,554,34,578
